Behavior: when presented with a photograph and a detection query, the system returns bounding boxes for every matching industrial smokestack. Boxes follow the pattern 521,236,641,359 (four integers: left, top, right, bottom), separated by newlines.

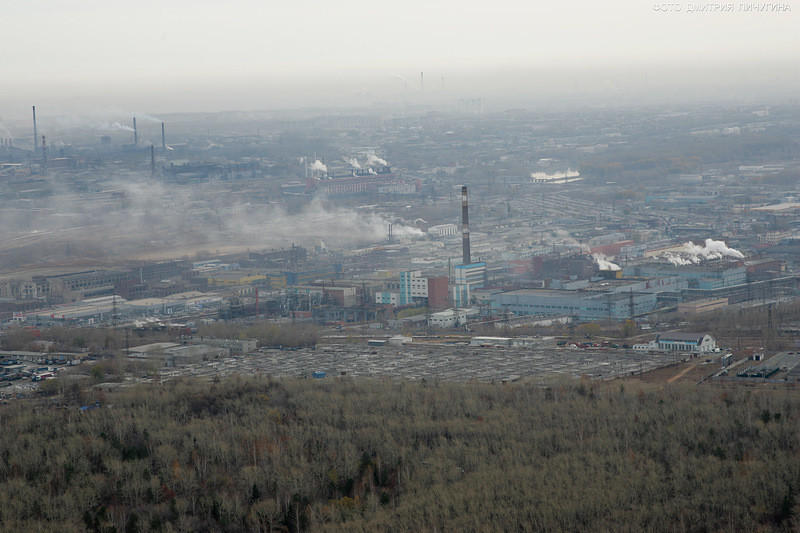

133,117,138,145
420,72,424,92
32,106,38,153
461,185,471,265
161,122,166,152
150,145,155,175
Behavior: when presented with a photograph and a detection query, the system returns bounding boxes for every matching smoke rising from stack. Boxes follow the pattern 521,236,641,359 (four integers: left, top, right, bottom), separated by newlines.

103,122,135,132
462,185,471,265
129,113,162,123
661,238,744,266
310,160,327,172
593,254,621,271
366,151,388,166
0,172,423,266
546,229,590,252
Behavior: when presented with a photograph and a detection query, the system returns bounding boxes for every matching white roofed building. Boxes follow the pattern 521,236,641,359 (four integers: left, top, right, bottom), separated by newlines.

657,332,716,353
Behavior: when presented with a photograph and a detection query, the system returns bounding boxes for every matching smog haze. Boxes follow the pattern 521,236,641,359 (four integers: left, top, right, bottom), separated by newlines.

2,0,799,117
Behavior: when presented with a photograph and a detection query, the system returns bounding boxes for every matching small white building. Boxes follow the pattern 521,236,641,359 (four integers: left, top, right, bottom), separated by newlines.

659,332,717,353
428,308,479,328
658,332,716,353
634,333,717,354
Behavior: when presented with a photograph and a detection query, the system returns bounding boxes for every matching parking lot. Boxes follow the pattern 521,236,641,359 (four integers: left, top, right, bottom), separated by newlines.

152,344,681,384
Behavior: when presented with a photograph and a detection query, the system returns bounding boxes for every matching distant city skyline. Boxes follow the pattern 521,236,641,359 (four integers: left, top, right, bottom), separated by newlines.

2,0,799,118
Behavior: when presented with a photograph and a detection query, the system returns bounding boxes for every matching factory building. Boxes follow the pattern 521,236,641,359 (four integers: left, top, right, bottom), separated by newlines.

375,271,449,309
31,269,137,301
22,292,223,325
6,262,192,303
455,262,486,290
451,283,471,308
245,246,307,268
745,259,785,281
428,308,480,328
589,240,635,257
677,298,728,315
134,260,191,282
23,296,127,325
323,286,357,307
426,276,450,310
284,265,342,286
206,273,267,287
624,261,746,289
490,288,658,321
305,167,404,197
293,285,358,308
427,224,459,238
450,262,486,307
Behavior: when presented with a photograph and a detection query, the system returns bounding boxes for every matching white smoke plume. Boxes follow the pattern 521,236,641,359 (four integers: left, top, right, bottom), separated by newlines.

661,239,744,265
663,252,692,266
225,198,424,244
105,122,135,133
368,168,377,175
366,151,388,166
546,229,589,252
130,113,162,123
697,238,745,259
345,157,361,169
0,121,12,139
0,172,426,268
390,74,417,91
309,160,327,172
593,254,621,271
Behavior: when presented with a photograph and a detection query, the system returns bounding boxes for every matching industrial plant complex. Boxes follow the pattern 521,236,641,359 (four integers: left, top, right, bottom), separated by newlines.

1,100,799,389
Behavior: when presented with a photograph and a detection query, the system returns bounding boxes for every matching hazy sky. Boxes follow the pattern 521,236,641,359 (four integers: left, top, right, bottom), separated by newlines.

2,0,799,117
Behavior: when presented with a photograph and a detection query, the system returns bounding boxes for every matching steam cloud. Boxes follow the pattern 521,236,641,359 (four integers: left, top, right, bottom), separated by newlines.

0,171,423,267
105,122,135,133
546,229,589,251
593,254,621,271
226,198,424,243
130,113,162,123
310,160,327,172
345,157,361,169
661,238,744,266
366,151,388,166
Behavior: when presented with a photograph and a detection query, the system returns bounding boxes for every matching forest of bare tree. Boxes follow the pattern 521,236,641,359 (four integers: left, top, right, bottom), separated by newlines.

1,377,800,531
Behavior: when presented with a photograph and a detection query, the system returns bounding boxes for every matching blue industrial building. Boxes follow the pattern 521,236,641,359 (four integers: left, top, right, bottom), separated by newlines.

490,288,657,321
623,262,745,289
